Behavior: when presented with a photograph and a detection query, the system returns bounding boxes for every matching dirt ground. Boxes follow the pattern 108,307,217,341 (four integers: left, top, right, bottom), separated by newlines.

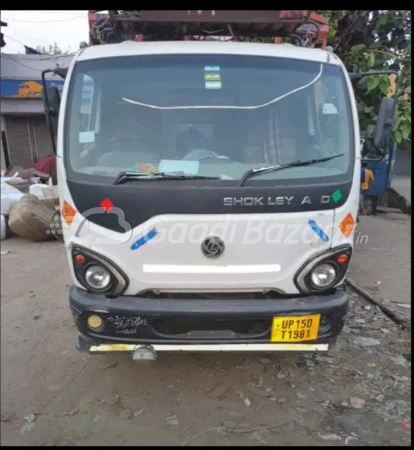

1,217,411,446
350,209,411,319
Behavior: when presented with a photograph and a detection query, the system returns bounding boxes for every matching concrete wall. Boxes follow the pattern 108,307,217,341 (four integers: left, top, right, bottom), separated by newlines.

393,145,411,177
1,53,74,116
1,99,44,114
1,53,73,80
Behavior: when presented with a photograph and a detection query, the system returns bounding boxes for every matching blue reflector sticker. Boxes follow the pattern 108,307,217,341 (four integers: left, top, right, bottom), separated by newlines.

130,228,158,250
308,220,330,242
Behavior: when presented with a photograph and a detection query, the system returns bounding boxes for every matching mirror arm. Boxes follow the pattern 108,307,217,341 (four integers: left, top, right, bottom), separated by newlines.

348,70,400,99
41,69,57,154
348,72,360,81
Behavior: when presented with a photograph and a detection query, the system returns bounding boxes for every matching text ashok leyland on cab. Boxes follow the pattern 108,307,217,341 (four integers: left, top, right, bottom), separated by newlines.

223,194,339,206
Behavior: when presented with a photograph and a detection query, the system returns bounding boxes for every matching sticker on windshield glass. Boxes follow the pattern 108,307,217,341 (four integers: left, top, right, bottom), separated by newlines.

204,65,220,72
79,131,95,144
130,228,158,251
205,81,222,89
204,72,221,82
322,103,338,115
308,220,330,243
204,65,222,89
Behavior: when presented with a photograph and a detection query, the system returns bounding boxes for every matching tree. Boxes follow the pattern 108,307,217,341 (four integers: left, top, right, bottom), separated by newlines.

242,12,411,146
318,10,411,147
35,42,72,56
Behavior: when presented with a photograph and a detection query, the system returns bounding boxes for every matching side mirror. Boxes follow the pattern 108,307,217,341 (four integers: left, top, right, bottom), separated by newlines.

373,97,396,149
54,67,68,80
42,86,61,140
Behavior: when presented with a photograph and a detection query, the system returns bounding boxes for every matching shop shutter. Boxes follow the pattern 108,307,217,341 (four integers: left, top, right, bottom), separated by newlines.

32,116,54,159
4,116,34,167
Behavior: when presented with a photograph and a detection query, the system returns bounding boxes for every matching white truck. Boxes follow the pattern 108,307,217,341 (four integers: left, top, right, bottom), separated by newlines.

42,11,396,360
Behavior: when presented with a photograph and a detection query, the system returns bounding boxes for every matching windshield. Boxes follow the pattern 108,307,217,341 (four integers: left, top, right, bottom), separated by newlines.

65,54,354,184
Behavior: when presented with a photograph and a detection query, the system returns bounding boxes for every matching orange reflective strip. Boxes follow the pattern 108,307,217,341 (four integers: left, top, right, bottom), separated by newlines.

339,213,355,238
62,200,76,226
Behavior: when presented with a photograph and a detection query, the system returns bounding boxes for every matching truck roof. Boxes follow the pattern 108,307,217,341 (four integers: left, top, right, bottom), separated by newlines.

76,40,336,65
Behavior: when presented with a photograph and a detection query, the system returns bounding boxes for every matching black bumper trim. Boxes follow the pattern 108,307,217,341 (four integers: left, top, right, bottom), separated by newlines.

69,285,348,345
70,285,347,316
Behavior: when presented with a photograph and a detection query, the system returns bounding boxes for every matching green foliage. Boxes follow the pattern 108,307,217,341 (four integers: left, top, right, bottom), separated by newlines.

318,10,411,146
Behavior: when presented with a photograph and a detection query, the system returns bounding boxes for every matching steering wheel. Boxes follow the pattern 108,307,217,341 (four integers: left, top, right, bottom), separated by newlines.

109,135,159,152
197,155,234,162
182,149,233,162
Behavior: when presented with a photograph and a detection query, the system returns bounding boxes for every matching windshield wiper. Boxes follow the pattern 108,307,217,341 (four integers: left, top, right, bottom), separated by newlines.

114,171,220,185
239,154,345,187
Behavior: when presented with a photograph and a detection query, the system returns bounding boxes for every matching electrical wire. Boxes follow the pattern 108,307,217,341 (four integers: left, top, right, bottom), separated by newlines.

2,33,34,47
12,10,86,15
1,54,44,71
122,64,324,111
3,27,57,46
2,34,76,59
1,53,73,72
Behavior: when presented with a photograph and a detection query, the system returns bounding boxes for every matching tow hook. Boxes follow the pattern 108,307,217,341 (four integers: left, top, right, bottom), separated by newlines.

132,346,157,361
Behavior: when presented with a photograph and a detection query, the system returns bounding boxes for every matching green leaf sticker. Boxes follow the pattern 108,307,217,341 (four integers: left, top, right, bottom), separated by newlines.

331,189,343,203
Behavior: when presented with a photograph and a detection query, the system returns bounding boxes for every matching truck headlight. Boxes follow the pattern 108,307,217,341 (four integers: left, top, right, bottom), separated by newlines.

310,263,337,289
71,245,128,295
294,245,352,294
85,265,112,291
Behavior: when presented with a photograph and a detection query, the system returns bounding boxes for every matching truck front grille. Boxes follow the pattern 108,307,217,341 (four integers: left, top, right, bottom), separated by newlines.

136,290,302,300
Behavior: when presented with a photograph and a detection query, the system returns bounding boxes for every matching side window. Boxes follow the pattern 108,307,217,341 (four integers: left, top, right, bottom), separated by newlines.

73,74,101,168
79,75,95,132
315,79,340,152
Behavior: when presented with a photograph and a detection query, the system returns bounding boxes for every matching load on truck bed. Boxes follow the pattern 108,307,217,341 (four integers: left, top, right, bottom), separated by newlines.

88,10,326,47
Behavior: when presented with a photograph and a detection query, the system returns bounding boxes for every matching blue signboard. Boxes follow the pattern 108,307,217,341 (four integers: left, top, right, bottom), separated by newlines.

0,79,92,99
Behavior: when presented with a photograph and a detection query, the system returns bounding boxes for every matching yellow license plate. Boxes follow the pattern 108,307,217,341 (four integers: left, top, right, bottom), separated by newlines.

271,314,321,342
90,344,135,352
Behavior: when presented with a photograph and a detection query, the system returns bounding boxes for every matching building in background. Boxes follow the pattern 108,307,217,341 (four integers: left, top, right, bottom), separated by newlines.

0,20,8,170
0,53,73,170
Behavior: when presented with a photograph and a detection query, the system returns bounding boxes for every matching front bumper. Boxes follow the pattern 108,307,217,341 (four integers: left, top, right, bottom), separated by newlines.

69,285,348,353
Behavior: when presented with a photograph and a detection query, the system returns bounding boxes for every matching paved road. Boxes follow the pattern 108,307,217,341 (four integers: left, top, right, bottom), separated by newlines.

393,148,411,177
350,209,411,313
391,176,411,203
1,215,411,446
391,148,411,202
